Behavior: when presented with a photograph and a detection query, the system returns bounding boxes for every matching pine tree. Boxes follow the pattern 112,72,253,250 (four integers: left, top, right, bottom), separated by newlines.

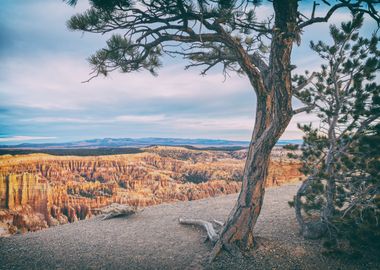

291,14,380,254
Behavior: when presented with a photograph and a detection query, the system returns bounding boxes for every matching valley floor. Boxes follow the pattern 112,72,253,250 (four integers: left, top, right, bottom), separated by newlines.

0,183,378,270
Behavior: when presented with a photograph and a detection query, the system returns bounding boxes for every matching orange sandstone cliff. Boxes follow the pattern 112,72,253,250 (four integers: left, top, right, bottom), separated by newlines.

0,146,302,235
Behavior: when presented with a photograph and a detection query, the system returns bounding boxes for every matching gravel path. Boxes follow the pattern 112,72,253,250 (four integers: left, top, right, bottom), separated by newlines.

0,183,378,270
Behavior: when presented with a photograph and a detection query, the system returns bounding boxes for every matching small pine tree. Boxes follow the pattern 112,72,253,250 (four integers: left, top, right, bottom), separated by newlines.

291,14,380,254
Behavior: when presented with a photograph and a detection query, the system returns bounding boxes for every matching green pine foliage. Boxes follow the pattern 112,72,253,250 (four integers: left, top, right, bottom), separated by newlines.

65,0,269,78
292,14,380,255
332,124,380,252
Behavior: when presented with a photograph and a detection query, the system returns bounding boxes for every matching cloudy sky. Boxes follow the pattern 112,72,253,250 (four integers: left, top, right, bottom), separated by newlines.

0,1,377,144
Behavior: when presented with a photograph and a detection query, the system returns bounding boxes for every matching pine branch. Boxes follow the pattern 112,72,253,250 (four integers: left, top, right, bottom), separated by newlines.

299,1,380,29
293,72,317,94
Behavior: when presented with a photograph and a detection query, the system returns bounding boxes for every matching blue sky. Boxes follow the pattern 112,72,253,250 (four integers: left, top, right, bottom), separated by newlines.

0,1,377,144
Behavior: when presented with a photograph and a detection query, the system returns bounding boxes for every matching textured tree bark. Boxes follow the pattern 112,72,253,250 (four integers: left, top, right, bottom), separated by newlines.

323,149,337,221
323,117,338,221
212,0,298,257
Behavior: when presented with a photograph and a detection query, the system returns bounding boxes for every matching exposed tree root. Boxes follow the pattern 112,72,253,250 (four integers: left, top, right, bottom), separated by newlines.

179,218,219,244
179,218,244,262
99,204,141,220
210,240,244,262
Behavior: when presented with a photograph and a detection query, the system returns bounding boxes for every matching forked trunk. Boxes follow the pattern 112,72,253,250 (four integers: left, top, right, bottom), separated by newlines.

212,0,298,256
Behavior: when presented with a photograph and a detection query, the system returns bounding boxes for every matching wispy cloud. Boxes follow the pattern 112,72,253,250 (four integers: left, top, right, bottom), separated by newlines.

1,56,250,111
115,114,166,122
20,113,311,136
0,136,57,142
22,114,167,124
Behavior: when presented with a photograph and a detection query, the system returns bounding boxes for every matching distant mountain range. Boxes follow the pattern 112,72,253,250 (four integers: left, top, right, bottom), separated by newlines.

0,137,302,149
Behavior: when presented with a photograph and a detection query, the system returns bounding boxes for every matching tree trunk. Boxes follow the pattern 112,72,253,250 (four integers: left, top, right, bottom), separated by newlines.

294,176,328,239
295,177,310,231
323,119,338,221
212,0,298,256
323,150,336,221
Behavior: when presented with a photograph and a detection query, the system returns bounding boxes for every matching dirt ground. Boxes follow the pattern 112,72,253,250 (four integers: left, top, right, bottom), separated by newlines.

0,183,379,270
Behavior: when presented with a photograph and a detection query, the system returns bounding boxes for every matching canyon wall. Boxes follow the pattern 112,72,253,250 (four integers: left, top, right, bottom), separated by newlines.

0,146,302,235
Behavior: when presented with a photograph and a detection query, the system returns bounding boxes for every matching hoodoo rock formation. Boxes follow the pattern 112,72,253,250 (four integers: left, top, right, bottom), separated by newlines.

0,146,302,235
